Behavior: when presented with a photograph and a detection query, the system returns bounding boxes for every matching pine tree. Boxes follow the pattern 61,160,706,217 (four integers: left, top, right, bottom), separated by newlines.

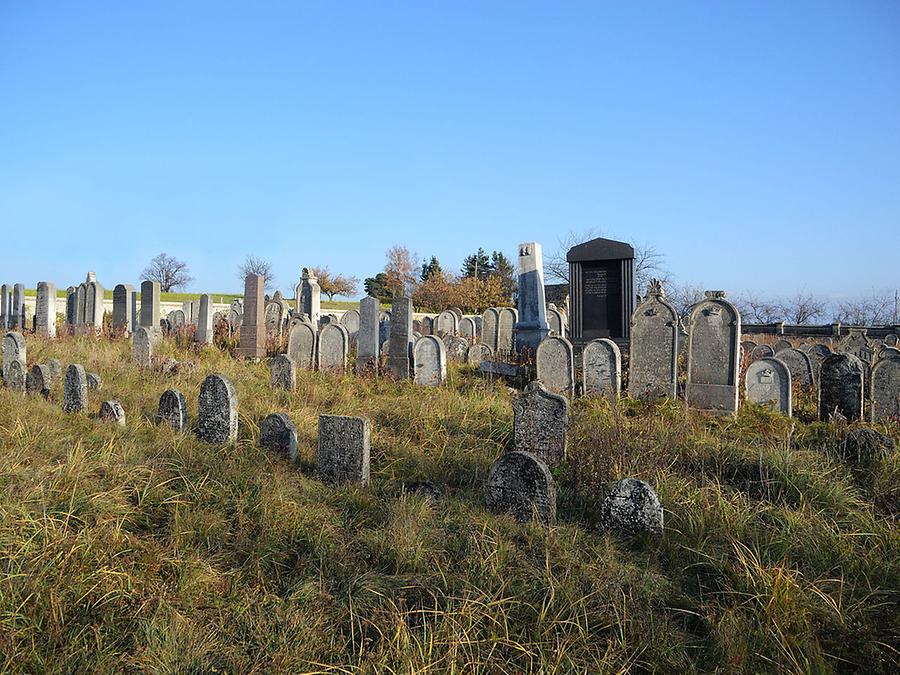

461,248,492,280
420,256,443,281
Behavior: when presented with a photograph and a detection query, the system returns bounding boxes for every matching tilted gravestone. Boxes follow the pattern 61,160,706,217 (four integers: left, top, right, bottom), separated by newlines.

6,360,26,392
481,308,499,353
413,335,447,387
2,331,26,380
484,450,556,524
819,353,864,422
535,336,575,396
259,412,298,462
628,279,678,400
582,338,621,398
287,320,316,370
744,357,792,416
870,351,900,423
197,373,238,443
685,291,741,413
355,297,380,374
776,347,815,388
467,343,492,367
387,297,414,379
26,364,52,398
601,478,664,536
318,323,350,373
317,414,370,486
269,354,296,391
750,344,775,361
63,364,88,413
512,382,568,466
35,281,57,337
99,400,126,426
133,327,153,367
157,389,189,431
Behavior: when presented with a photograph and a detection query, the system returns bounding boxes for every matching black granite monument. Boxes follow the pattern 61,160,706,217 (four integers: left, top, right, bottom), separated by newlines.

567,237,634,344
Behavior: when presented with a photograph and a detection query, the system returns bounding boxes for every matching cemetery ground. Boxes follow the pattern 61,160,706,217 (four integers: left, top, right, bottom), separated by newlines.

2,336,899,673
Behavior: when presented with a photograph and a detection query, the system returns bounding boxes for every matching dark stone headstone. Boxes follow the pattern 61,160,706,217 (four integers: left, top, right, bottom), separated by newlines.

567,237,634,343
157,389,188,431
317,414,370,485
484,450,556,524
259,412,298,462
99,400,126,426
601,478,664,536
197,373,238,443
819,353,864,422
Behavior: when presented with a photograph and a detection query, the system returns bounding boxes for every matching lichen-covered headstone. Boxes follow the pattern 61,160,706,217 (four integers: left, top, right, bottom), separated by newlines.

840,329,875,365
436,310,458,336
355,296,380,374
259,412,298,462
317,414,370,486
287,320,316,370
535,336,575,396
601,478,664,536
413,335,447,386
776,347,814,388
582,338,621,398
484,451,556,524
63,364,88,413
750,344,775,361
340,308,360,343
35,281,57,337
87,372,102,391
512,382,568,466
47,358,62,381
445,336,469,363
133,327,153,367
466,343,492,367
628,280,678,400
2,331,26,380
685,291,741,414
269,354,296,391
6,359,26,392
197,373,238,443
458,317,478,339
870,352,900,423
819,353,864,422
157,389,189,430
744,357,791,415
318,323,350,373
26,364,52,398
99,400,126,426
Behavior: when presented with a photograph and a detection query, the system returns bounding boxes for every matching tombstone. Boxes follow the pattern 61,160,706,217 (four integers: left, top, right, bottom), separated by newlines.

157,389,188,431
87,372,102,391
35,282,57,337
685,291,741,414
420,315,434,336
884,334,899,348
484,451,556,524
0,284,8,329
2,331,26,380
168,310,185,327
259,412,298,462
182,300,193,323
238,273,266,359
195,294,214,345
99,400,126,426
318,324,350,373
75,283,86,326
413,335,447,386
47,358,62,381
745,357,792,415
340,309,360,343
512,382,568,466
265,292,287,337
296,268,321,326
628,280,678,400
387,297,414,379
567,237,635,343
11,284,25,330
870,351,900,423
458,316,478,340
839,329,875,366
774,339,792,353
63,364,88,413
130,290,139,332
5,360,26,392
481,308,499,353
546,306,565,337
740,340,758,356
26,364,52,398
66,289,77,327
582,338,622,398
513,242,551,351
317,415,370,486
287,320,317,370
751,343,776,361
445,336,469,363
601,478,664,536
190,300,200,326
84,276,104,329
378,317,391,349
819,353,864,422
535,336,575,396
497,308,517,354
776,348,815,388
133,326,153,367
197,373,238,443
228,300,243,331
112,284,134,333
269,354,297,391
140,280,161,329
466,343,493,367
436,310,458,337
355,296,380,374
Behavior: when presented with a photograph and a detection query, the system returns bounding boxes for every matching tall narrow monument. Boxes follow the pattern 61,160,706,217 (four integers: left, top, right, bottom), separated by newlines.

513,242,550,352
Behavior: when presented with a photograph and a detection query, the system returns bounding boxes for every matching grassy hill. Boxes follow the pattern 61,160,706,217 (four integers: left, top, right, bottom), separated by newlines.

1,335,897,672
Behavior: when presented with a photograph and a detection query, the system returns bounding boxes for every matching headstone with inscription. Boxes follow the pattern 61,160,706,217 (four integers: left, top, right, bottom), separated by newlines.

287,321,316,370
238,273,266,359
512,382,568,466
317,414,370,486
870,351,900,423
582,338,621,398
567,237,634,344
318,323,350,373
628,280,678,400
484,451,556,524
535,336,575,396
35,282,57,337
745,357,792,415
513,242,551,351
197,373,238,443
819,353,864,422
413,335,446,386
685,291,741,414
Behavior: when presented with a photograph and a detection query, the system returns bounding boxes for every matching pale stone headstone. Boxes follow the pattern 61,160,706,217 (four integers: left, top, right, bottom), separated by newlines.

355,296,380,374
340,308,360,342
420,315,434,336
884,334,899,348
0,284,8,329
482,308,499,353
685,291,741,413
260,412,298,462
741,340,758,356
628,280,678,400
87,372,102,391
112,284,134,333
133,327,153,367
238,274,266,359
776,347,815,388
546,307,565,338
99,400,126,426
535,336,575,396
436,310,458,337
197,373,238,443
387,297,413,379
317,414,370,485
26,364,52,398
458,316,477,340
168,310,185,327
2,331,26,380
484,450,556,524
497,307,517,354
264,292,287,337
774,339,792,353
269,354,296,390
819,353,864,422
84,276,104,329
157,389,188,430
182,300,192,323
35,282,57,337
63,364,88,413
318,323,350,373
512,381,568,466
466,343,492,367
870,351,900,423
11,284,25,330
296,268,321,326
582,338,621,398
196,294,214,345
745,357,792,415
6,359,25,392
445,336,469,362
140,280,161,329
228,300,243,331
413,335,447,386
514,242,550,351
287,321,316,370
601,478,664,536
751,344,775,361
47,358,61,381
190,300,200,326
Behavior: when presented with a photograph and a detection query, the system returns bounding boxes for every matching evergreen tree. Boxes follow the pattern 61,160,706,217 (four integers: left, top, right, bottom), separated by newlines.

461,248,492,280
363,272,392,301
490,250,517,301
420,256,443,281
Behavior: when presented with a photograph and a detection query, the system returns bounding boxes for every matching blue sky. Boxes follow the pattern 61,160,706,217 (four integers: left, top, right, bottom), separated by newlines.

2,1,898,300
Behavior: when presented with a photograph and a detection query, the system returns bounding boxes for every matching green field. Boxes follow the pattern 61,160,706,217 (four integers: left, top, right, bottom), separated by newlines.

1,335,898,672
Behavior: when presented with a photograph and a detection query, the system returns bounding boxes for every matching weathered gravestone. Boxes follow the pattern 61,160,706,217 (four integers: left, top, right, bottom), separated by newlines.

63,364,88,413
751,343,775,360
355,296,380,374
685,291,741,414
87,372,102,391
318,323,350,373
287,321,316,370
466,343,492,367
776,347,815,388
65,288,76,327
436,310,458,337
197,374,238,443
340,308,360,343
628,280,678,400
269,354,296,391
482,308,499,353
26,364,52,398
582,338,621,398
497,308,517,355
774,339,792,353
317,414,370,486
238,274,266,359
157,389,189,431
35,282,57,337
259,412,298,462
168,310,185,327
884,334,899,348
840,329,875,365
47,358,62,381
413,335,447,386
870,351,900,423
535,336,575,396
741,340,758,356
458,317,478,340
296,268,321,326
133,327,153,367
196,294,214,345
744,357,792,415
140,280,161,329
819,353,864,422
512,382,568,466
601,478,664,536
265,292,288,338
6,360,25,392
2,331,26,380
514,242,551,351
445,336,469,363
112,284,134,333
11,284,25,330
484,450,556,524
387,297,414,379
420,315,434,336
99,400,126,426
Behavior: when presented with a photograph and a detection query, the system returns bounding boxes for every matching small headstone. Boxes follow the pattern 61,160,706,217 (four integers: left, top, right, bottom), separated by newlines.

482,308,499,352
535,336,575,396
884,333,899,348
26,364,52,398
744,357,792,415
317,414,370,486
47,358,62,381
512,382,568,466
99,400,126,426
582,338,621,398
466,343,492,367
340,308,360,342
356,297,381,374
458,317,478,339
751,344,775,361
87,372,102,391
63,364,88,413
5,360,26,392
819,353,864,422
601,478,664,536
133,327,153,367
445,336,469,362
2,331,26,380
740,340,758,356
774,339,792,353
413,335,447,386
484,451,556,524
196,294,214,345
259,412,298,462
840,329,875,365
776,348,815,388
157,389,189,431
870,351,900,423
269,354,296,391
318,323,350,373
197,373,238,443
287,321,316,370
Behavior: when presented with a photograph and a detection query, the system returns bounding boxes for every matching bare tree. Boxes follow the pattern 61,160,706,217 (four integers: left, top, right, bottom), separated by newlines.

632,242,669,295
734,292,782,323
238,255,276,291
779,291,827,324
665,280,706,321
544,229,599,283
141,253,193,292
832,290,895,326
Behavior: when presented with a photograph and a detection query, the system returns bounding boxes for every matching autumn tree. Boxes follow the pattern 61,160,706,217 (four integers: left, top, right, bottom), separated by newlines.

310,266,359,301
142,253,193,292
383,245,419,297
238,255,276,291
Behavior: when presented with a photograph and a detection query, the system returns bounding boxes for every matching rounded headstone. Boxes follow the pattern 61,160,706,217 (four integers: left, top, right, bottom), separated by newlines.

484,451,556,524
582,338,622,398
775,348,814,388
197,373,238,443
259,412,298,462
774,339,792,353
5,359,26,392
467,343,492,367
86,372,103,391
157,389,189,431
750,343,775,361
99,400,126,426
601,478,664,536
535,336,575,396
269,354,296,391
413,335,447,386
744,357,791,415
445,336,469,362
26,364,52,398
